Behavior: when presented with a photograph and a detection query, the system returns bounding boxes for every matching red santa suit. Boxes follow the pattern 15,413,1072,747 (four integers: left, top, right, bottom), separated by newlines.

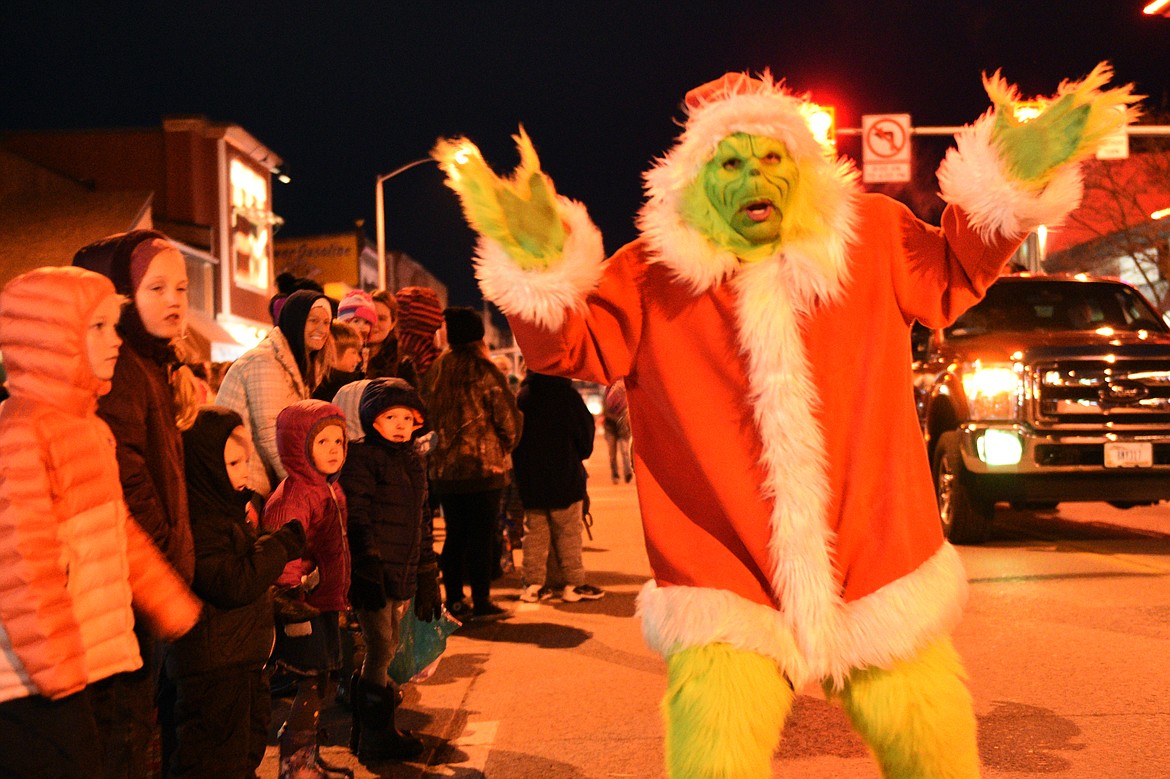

471,75,1083,687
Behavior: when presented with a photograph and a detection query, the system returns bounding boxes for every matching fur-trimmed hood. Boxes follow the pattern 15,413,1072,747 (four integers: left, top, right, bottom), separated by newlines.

637,71,862,309
275,399,347,486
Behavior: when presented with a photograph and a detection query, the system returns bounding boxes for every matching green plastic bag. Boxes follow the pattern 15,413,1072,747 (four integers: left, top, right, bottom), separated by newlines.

387,598,462,685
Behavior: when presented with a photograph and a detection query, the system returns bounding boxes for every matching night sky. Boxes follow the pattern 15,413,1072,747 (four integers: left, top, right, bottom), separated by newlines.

2,2,1168,307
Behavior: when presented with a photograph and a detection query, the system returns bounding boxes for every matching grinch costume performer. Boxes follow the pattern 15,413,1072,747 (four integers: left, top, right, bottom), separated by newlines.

434,65,1136,778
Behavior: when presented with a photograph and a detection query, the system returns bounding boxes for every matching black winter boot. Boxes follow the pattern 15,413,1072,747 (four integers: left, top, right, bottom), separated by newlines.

355,679,424,761
279,678,355,778
314,748,355,779
277,682,328,779
348,672,363,752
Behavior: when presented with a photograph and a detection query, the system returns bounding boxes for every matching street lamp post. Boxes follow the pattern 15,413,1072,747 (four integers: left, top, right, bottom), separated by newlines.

375,157,432,291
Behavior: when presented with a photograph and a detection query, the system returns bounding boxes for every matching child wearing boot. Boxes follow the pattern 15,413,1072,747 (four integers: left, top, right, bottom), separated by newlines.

262,399,353,778
0,266,200,778
339,378,442,762
166,407,307,778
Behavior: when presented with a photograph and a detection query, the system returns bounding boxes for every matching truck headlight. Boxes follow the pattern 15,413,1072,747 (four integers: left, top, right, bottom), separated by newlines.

977,428,1024,466
961,362,1021,420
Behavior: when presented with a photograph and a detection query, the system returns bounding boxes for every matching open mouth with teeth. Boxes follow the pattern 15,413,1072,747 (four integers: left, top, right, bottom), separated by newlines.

742,200,775,222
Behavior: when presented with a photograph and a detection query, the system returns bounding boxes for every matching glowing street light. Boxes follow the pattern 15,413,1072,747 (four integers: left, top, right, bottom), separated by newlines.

1144,0,1170,17
375,157,432,291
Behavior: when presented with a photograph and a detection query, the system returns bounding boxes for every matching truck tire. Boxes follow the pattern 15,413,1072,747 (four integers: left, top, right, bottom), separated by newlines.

932,431,994,544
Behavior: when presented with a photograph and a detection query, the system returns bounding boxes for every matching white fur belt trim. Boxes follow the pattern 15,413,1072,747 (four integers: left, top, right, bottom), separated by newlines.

636,541,969,688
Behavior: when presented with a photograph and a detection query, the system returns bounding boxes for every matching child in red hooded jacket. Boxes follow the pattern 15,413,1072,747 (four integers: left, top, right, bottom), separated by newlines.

262,398,352,778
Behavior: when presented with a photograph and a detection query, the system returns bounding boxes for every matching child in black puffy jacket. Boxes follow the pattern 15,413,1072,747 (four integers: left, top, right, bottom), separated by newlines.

168,406,306,779
340,377,441,762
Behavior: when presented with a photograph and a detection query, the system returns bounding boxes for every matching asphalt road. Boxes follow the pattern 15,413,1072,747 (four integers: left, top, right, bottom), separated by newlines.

259,439,1170,778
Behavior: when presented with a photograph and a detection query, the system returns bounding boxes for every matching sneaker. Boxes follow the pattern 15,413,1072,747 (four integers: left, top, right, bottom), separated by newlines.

470,601,509,621
537,586,557,601
519,584,543,603
562,584,606,602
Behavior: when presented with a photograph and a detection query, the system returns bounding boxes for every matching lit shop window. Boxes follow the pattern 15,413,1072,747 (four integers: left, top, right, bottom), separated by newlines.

230,158,283,291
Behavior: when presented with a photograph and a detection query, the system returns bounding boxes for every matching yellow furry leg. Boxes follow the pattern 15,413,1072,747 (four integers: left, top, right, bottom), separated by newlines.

831,637,981,779
663,643,793,779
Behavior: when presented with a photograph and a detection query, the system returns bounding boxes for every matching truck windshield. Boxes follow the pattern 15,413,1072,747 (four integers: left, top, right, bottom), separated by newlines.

945,281,1167,338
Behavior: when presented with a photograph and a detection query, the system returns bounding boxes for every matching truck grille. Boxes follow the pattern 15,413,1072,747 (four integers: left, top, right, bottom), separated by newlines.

1032,359,1170,428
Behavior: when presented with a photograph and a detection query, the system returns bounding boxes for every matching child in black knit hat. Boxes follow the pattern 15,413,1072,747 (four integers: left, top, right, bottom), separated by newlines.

340,377,442,761
168,407,306,778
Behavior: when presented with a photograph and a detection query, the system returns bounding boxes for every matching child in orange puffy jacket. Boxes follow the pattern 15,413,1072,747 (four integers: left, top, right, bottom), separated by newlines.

0,266,200,778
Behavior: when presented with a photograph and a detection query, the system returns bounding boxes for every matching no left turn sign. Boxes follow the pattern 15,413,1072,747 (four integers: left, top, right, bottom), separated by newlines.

862,114,911,183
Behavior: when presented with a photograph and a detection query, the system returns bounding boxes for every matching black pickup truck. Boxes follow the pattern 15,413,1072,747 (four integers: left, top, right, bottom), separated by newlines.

913,273,1170,543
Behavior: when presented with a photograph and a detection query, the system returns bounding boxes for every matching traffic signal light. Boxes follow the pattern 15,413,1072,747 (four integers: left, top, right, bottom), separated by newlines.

804,103,837,155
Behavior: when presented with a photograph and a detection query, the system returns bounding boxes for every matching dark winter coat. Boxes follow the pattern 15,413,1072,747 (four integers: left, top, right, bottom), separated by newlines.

98,338,195,583
74,230,195,583
364,335,419,389
168,407,305,678
426,353,523,495
339,379,436,600
511,373,595,510
262,400,351,612
312,368,363,404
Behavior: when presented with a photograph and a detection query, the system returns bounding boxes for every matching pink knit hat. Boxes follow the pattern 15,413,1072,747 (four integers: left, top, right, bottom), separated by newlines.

337,289,377,326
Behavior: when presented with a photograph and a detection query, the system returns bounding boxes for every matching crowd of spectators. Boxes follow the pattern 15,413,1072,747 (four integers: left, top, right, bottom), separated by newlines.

0,227,634,777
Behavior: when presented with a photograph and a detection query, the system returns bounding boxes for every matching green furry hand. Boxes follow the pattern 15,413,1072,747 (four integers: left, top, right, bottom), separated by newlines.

498,171,564,260
433,127,566,270
984,62,1140,187
994,94,1090,182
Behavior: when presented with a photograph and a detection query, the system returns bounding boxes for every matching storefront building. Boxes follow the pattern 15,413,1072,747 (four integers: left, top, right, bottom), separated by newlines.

2,115,286,361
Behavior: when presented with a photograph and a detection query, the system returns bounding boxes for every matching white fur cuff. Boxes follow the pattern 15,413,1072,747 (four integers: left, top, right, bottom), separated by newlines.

473,197,606,332
938,111,1083,242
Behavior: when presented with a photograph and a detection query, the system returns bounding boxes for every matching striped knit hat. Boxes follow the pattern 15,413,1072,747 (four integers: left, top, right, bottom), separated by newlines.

395,286,443,375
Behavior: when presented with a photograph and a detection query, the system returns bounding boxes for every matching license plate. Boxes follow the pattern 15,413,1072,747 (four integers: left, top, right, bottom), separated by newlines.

1104,441,1153,468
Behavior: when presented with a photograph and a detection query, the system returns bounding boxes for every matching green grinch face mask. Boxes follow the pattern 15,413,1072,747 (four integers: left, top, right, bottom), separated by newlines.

680,132,798,257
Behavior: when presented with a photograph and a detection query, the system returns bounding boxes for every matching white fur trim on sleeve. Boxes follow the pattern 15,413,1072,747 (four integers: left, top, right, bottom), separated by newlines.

938,111,1083,242
473,197,606,332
